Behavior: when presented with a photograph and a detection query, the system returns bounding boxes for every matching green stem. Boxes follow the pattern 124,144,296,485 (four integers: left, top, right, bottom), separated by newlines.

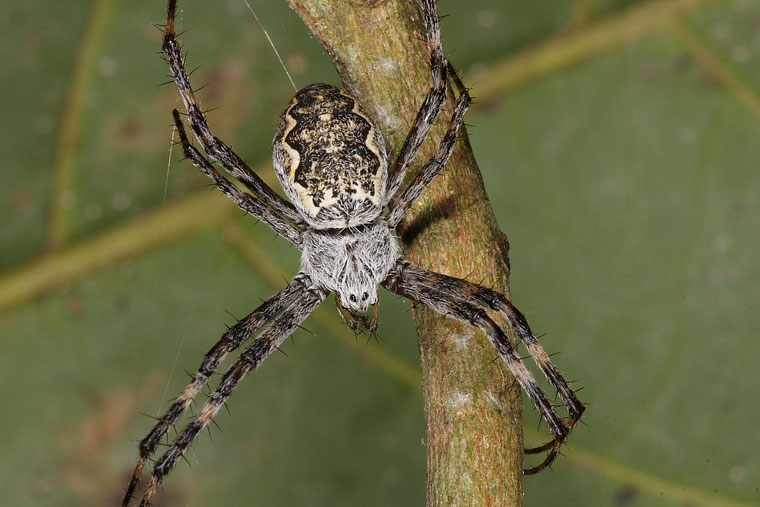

286,1,523,504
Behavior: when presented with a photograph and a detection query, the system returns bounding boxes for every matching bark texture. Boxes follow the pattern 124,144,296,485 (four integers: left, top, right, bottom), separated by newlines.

286,1,523,504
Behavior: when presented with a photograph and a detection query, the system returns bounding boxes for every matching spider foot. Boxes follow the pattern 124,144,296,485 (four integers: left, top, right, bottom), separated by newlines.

121,456,146,507
523,437,564,475
523,407,583,475
138,477,160,507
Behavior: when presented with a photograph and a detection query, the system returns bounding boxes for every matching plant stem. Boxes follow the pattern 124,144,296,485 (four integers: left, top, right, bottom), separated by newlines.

286,1,523,504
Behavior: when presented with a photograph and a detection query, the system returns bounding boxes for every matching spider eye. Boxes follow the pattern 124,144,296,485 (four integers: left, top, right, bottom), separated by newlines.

349,294,357,303
362,292,369,301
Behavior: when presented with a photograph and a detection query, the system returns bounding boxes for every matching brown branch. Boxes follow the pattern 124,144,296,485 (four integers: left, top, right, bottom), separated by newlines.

286,0,523,504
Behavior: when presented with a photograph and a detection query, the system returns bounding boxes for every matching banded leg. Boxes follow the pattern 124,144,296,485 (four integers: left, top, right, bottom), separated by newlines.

163,0,303,226
137,286,328,506
121,275,311,507
385,260,584,420
387,64,472,228
385,0,450,201
383,260,584,474
172,110,303,246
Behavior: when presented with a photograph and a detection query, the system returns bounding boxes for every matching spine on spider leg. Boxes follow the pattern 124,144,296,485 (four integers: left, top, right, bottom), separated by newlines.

286,1,523,505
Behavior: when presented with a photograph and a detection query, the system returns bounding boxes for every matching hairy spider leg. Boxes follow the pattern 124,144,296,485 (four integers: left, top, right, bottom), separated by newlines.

381,0,583,473
172,110,303,246
384,0,450,202
163,0,303,227
387,63,472,228
383,260,584,474
137,287,328,506
494,298,584,472
387,261,585,420
120,276,312,507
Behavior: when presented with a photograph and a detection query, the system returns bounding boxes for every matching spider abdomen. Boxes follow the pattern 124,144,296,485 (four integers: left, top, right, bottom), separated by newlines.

273,83,388,229
301,220,399,312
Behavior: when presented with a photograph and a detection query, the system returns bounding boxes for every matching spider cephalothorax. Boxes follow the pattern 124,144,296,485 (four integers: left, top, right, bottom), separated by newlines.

122,1,584,505
302,221,399,314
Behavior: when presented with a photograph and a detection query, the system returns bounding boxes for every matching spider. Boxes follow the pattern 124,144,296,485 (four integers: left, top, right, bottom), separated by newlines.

122,0,585,504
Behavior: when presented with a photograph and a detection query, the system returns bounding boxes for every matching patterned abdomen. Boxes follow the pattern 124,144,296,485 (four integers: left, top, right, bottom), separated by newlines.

273,83,387,228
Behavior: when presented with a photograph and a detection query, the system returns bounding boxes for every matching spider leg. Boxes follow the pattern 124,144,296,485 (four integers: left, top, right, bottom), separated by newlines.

386,260,585,420
384,0,451,202
136,285,328,506
172,110,302,247
121,275,312,507
387,64,471,228
383,260,584,474
163,0,304,227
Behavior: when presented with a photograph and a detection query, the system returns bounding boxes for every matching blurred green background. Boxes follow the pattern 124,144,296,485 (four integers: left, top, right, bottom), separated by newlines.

1,0,758,505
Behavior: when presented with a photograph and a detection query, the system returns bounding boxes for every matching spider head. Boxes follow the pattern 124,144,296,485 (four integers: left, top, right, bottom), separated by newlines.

301,222,399,331
335,293,379,334
336,286,377,313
